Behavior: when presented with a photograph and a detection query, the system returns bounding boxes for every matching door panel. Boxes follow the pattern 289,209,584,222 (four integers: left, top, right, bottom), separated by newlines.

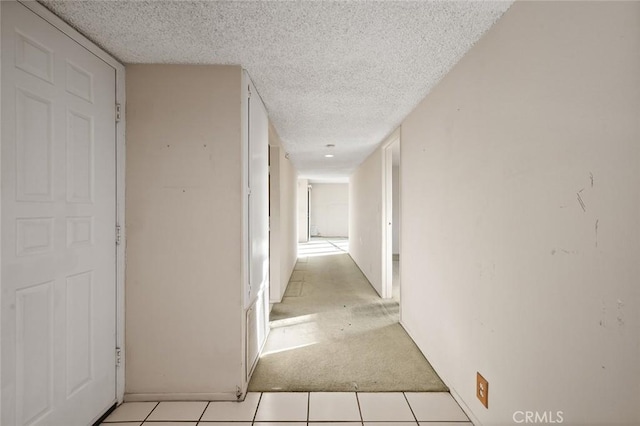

15,281,54,425
1,2,117,425
15,87,54,202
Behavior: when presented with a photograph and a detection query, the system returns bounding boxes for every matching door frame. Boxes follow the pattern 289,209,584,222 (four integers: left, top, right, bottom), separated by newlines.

0,0,127,412
240,70,270,395
381,129,400,300
307,184,311,239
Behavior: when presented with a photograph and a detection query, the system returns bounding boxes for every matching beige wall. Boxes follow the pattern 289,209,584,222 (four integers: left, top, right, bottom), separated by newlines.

279,145,298,296
269,144,282,302
125,65,243,398
310,183,349,238
400,2,640,424
297,179,309,242
349,147,383,296
269,126,298,302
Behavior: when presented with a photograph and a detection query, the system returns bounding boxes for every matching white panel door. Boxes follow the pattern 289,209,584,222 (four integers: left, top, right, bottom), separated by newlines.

1,2,117,425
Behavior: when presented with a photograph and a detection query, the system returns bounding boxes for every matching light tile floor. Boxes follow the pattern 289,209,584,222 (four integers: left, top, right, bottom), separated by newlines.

101,392,472,425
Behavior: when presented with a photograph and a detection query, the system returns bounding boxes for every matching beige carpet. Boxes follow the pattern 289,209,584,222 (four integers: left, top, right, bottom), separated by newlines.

248,247,448,392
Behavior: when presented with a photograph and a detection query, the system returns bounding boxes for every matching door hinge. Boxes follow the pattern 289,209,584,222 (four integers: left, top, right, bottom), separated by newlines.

115,103,122,122
116,347,122,367
116,225,122,245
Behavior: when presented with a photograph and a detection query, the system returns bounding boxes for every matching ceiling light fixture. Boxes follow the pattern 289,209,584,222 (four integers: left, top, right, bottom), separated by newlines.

325,154,334,158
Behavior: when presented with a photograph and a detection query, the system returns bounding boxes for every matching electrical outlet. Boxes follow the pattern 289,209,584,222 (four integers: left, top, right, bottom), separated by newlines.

477,372,489,408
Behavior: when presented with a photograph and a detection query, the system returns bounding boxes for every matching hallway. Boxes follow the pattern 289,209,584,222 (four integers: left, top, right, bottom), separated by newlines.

249,239,446,392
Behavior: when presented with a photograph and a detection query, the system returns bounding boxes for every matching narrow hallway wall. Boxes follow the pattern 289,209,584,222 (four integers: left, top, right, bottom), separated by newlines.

297,179,309,243
269,125,298,303
125,65,243,398
349,143,384,296
400,2,640,424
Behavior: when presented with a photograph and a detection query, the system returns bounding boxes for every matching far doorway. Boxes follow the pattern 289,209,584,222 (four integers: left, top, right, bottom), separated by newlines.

308,182,349,239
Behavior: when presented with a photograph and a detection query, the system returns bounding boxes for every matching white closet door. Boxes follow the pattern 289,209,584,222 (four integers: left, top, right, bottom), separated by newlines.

1,2,117,425
245,73,269,379
248,77,269,304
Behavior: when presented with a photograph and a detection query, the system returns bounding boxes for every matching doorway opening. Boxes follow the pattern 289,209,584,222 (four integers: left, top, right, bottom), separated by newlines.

382,137,401,301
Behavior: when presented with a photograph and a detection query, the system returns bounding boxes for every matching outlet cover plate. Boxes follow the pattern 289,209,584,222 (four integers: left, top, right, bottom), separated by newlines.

477,372,489,408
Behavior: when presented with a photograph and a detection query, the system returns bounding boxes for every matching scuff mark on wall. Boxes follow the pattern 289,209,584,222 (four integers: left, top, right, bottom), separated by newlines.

589,172,594,188
577,191,586,212
595,219,599,248
617,299,624,327
598,300,625,330
551,248,581,255
560,248,577,255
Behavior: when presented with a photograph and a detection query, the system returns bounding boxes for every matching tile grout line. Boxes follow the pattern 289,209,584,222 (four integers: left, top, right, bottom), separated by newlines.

195,401,210,425
139,401,160,425
402,392,420,425
355,392,364,426
251,392,264,425
307,392,310,424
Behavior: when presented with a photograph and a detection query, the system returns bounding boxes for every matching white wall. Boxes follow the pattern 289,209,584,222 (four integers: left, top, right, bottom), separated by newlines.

349,146,383,296
279,147,298,294
297,179,309,242
310,183,349,237
392,166,400,255
269,126,298,303
269,144,282,301
400,2,640,424
126,65,243,398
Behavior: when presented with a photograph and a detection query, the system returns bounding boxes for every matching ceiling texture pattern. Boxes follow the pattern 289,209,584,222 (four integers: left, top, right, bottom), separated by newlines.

40,0,512,181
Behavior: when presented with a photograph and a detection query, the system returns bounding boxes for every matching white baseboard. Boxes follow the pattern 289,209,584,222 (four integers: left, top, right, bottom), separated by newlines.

124,392,238,402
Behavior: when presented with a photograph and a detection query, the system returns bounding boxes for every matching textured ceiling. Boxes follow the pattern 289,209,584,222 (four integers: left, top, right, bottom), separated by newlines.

40,0,512,181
